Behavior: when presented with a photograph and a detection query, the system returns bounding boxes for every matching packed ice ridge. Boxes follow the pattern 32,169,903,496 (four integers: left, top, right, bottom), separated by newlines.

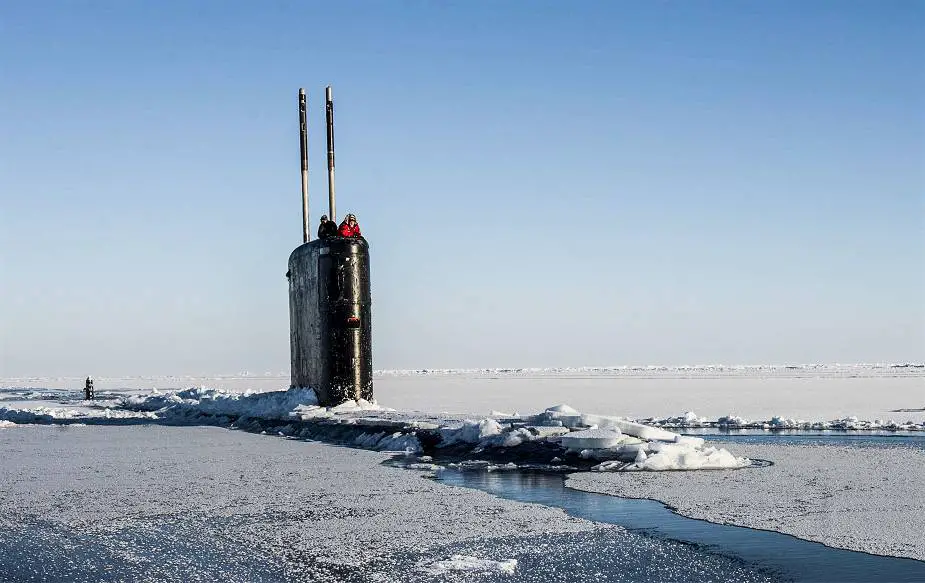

166,390,753,471
3,381,921,432
0,387,752,471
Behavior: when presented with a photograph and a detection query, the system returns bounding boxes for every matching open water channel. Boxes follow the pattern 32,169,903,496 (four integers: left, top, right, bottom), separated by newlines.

436,431,925,582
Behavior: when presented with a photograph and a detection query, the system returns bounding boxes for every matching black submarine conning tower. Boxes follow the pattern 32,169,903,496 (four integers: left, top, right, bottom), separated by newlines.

288,86,373,406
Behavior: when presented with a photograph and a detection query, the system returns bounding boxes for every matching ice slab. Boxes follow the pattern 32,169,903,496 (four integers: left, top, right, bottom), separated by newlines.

419,554,517,575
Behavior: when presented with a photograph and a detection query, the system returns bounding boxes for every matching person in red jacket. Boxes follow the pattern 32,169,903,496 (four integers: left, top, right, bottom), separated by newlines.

338,213,362,237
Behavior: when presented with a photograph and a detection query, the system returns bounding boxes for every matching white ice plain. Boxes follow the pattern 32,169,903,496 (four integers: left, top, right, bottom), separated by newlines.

0,426,780,582
8,363,921,424
1,363,923,578
568,442,925,562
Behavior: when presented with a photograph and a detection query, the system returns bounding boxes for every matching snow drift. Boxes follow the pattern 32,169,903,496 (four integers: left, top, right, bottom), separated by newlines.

4,386,752,471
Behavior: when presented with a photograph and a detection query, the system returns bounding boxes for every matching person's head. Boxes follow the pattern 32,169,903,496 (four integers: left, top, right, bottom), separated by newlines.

320,214,328,223
347,213,356,225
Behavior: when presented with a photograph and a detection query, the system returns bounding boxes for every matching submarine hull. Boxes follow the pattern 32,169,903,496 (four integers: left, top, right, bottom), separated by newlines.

288,237,372,406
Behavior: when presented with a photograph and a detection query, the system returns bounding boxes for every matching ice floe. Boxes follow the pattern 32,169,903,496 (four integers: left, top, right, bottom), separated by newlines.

126,393,752,471
593,442,747,471
419,554,517,575
558,428,625,450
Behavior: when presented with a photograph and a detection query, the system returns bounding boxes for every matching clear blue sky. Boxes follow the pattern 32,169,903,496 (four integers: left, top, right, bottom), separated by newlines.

1,1,922,376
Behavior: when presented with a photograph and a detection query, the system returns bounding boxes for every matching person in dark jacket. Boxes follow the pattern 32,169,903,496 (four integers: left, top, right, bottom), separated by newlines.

317,214,338,239
338,213,362,237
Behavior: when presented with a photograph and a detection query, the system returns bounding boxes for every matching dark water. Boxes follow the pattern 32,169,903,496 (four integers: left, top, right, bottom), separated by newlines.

689,429,925,450
437,433,925,583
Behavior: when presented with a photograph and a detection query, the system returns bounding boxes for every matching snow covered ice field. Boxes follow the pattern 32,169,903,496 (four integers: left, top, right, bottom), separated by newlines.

13,363,921,424
1,364,923,581
0,426,781,583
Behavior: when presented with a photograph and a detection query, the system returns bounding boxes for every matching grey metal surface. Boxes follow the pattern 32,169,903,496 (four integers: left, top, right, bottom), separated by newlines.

299,88,310,243
325,85,336,222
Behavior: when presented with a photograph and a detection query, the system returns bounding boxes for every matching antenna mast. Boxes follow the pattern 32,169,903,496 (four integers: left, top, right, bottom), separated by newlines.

299,88,310,243
325,85,336,222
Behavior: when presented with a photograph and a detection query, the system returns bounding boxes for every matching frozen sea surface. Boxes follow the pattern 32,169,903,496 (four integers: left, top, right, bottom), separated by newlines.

568,441,925,562
0,425,780,582
2,366,923,579
441,469,925,582
5,363,922,423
